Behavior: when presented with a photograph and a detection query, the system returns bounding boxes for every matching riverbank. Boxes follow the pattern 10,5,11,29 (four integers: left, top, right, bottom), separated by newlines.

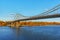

0,21,60,27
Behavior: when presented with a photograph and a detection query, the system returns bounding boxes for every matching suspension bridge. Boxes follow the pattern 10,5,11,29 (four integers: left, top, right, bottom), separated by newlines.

10,4,60,22
7,4,60,27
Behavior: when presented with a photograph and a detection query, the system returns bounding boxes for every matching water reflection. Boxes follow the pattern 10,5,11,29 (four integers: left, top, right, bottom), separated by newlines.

20,26,60,40
0,27,16,40
0,26,60,40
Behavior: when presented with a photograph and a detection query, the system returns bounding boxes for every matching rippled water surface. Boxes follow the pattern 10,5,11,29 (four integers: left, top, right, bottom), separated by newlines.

0,25,60,40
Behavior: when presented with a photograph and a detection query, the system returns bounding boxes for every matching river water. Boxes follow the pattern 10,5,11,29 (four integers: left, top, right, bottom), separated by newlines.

0,25,60,40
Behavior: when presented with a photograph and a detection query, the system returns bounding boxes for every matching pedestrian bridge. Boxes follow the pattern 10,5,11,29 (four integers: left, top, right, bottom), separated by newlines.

11,4,60,22
6,4,60,27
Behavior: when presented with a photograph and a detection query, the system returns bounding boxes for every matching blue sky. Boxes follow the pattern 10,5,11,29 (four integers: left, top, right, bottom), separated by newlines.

0,0,60,21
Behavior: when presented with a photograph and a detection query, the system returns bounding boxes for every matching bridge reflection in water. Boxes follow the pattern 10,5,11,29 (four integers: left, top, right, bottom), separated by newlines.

0,26,60,40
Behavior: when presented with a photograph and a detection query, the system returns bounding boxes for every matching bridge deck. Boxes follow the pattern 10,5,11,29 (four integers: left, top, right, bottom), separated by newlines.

12,14,60,22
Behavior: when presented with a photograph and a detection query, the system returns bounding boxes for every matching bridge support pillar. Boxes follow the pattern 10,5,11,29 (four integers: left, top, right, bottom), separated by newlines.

15,21,20,28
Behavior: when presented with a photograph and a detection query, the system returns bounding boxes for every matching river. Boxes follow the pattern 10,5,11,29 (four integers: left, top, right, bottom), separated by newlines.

0,25,60,40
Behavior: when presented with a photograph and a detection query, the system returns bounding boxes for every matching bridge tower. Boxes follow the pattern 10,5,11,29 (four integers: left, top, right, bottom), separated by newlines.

14,13,25,28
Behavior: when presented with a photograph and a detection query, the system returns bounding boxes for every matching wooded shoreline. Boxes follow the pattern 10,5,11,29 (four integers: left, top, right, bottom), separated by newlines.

0,21,60,27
